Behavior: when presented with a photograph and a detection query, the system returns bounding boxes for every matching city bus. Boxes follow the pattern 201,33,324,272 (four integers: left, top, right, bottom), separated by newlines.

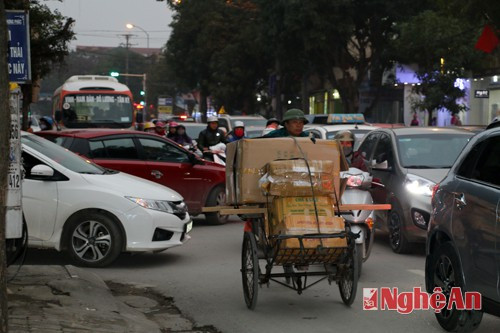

52,75,135,129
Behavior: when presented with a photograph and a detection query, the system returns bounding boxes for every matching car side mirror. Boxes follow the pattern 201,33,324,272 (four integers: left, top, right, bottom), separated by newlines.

54,110,62,122
30,164,54,179
372,159,390,170
188,153,203,165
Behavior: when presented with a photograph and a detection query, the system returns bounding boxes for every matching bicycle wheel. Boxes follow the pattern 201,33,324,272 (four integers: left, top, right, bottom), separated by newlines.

338,245,359,306
241,231,259,310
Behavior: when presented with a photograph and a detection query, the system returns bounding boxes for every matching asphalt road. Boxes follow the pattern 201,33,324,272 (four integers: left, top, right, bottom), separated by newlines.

25,216,500,333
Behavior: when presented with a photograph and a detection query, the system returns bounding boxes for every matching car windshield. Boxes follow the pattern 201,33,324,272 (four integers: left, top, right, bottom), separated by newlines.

61,93,133,129
231,119,267,128
397,133,473,168
22,134,106,174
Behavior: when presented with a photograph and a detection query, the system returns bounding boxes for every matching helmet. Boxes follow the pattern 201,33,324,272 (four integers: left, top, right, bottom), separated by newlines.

143,122,155,130
266,118,280,126
334,130,355,142
281,109,308,125
155,121,166,128
207,116,219,123
334,130,355,157
169,121,179,128
233,120,245,128
41,116,54,126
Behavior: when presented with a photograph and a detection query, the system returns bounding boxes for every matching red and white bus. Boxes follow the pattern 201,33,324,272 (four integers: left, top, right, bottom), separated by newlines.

52,75,135,129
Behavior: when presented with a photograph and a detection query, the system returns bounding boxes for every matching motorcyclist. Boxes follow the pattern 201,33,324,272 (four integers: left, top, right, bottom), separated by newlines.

197,116,227,161
171,124,194,146
143,122,156,133
167,121,178,139
334,130,355,164
227,121,246,142
154,121,166,136
261,118,280,136
262,109,309,138
39,116,54,131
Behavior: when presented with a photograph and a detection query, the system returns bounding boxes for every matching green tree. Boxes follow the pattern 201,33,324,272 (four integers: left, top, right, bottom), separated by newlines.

394,3,495,124
5,0,75,129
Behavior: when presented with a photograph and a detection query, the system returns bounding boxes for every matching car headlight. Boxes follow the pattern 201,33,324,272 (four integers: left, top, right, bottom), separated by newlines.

404,174,435,196
126,196,185,214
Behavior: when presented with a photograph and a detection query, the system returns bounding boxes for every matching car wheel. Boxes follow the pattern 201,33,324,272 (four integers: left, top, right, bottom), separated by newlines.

205,185,228,225
388,207,412,254
428,242,483,332
65,212,123,267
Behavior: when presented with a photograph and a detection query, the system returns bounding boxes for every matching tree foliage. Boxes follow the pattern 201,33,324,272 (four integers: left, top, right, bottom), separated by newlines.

5,0,75,128
163,0,499,117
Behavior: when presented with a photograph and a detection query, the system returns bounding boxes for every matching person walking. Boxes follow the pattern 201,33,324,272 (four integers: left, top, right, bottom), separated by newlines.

263,109,309,138
410,113,420,126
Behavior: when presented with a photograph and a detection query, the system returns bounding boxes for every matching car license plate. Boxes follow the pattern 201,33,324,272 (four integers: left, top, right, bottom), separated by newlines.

185,220,193,233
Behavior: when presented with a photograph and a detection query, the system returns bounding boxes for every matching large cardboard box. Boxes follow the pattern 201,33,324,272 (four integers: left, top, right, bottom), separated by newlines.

260,160,335,197
272,215,347,249
272,196,336,224
226,138,348,204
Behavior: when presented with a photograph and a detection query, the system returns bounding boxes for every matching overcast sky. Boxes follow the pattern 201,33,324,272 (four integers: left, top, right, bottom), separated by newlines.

44,0,174,49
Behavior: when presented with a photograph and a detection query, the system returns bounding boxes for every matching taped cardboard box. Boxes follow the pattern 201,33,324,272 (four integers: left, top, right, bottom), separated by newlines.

226,138,348,205
271,196,335,226
260,160,335,196
272,215,347,249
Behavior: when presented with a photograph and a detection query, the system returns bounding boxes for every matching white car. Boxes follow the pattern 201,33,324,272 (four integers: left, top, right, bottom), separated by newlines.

21,132,192,267
304,124,376,150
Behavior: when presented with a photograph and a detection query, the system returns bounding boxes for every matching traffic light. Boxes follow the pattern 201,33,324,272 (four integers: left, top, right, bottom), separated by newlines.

140,90,145,96
110,71,120,77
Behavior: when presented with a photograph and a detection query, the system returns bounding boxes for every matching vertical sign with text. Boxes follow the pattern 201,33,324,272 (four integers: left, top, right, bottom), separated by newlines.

7,10,31,83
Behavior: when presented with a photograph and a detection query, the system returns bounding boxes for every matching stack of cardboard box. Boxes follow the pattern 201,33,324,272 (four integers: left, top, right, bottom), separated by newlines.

225,138,349,250
264,163,347,249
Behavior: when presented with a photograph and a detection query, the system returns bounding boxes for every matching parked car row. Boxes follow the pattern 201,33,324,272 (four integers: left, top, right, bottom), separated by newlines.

21,131,193,267
37,129,228,225
307,119,499,330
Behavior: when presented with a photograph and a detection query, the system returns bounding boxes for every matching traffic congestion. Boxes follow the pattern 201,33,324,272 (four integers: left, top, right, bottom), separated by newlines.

3,1,500,333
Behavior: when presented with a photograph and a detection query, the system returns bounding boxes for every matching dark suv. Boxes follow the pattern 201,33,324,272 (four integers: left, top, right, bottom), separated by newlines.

425,127,500,331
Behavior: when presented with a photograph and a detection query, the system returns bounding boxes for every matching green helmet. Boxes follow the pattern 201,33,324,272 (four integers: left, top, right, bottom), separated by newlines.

281,108,309,125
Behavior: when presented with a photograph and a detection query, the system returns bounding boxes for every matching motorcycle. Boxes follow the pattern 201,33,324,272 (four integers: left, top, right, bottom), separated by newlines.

340,167,377,277
207,142,227,166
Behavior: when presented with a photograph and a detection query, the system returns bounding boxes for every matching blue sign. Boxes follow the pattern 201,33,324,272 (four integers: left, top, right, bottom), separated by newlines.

6,10,31,83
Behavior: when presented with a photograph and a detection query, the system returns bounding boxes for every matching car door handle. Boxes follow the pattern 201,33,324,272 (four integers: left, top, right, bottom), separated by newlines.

151,170,163,179
454,192,466,209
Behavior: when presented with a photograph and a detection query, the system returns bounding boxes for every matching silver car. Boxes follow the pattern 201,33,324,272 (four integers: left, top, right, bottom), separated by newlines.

352,127,474,253
425,127,500,331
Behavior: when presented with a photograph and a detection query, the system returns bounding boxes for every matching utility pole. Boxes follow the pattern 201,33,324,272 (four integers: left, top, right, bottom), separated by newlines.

120,34,133,85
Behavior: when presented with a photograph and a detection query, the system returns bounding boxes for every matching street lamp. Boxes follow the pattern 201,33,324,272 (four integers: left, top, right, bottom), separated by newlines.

126,23,150,49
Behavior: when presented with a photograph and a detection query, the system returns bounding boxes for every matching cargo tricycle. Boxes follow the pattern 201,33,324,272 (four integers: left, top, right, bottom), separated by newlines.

203,202,389,310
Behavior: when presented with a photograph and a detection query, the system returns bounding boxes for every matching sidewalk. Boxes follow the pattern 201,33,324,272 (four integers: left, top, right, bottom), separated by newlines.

6,265,220,333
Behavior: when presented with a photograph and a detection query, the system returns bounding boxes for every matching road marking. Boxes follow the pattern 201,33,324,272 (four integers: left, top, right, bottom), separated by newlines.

407,269,425,277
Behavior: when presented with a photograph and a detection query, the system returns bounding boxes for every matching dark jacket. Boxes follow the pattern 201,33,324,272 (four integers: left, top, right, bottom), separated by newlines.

262,127,309,138
171,134,193,145
226,130,245,143
197,127,227,150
